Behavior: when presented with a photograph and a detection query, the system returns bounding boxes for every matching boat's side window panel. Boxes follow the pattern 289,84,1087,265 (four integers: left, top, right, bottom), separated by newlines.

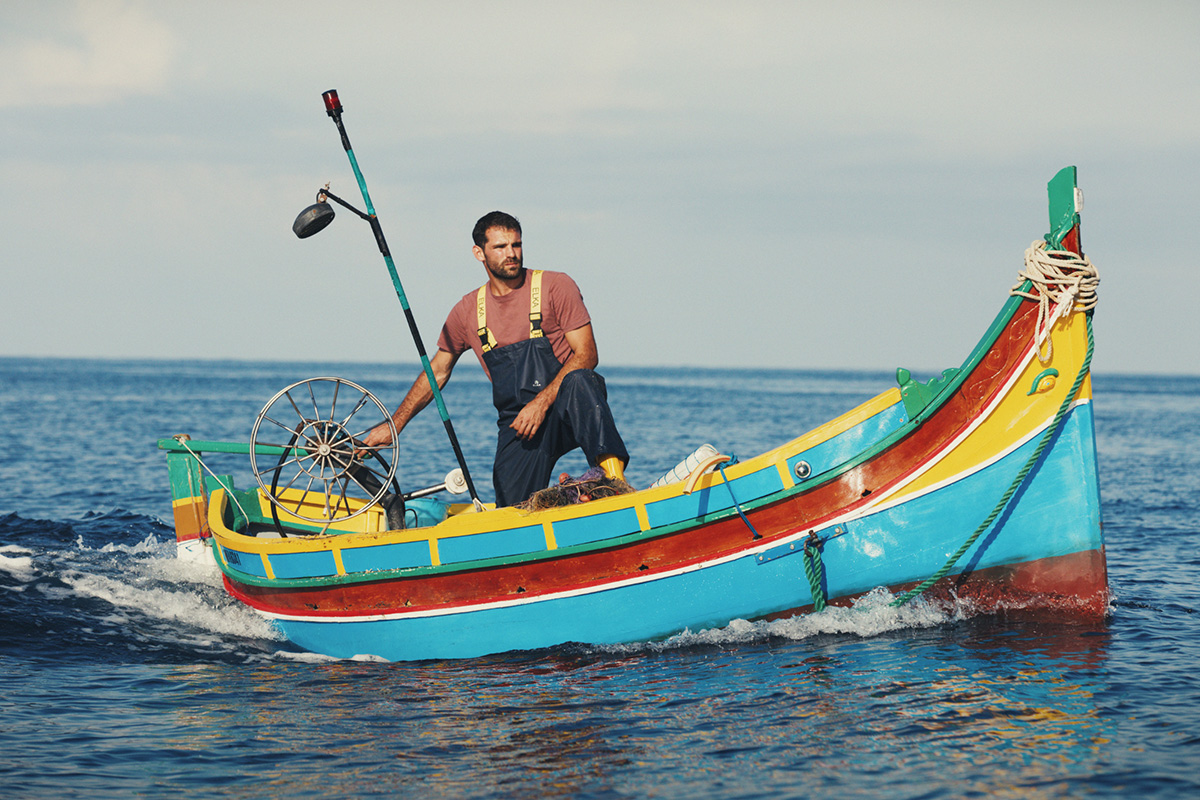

554,507,642,548
220,546,268,578
438,524,546,565
342,540,432,573
270,549,339,580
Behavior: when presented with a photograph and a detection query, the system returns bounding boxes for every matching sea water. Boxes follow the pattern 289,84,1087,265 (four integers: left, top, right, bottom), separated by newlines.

2,357,1199,798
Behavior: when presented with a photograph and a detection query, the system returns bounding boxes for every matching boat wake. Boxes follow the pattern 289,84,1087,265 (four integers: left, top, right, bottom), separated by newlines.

0,509,1109,664
593,589,956,655
597,583,1114,658
0,510,286,664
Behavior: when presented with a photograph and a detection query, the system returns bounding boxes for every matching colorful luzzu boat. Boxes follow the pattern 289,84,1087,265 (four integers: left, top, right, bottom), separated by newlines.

159,160,1104,661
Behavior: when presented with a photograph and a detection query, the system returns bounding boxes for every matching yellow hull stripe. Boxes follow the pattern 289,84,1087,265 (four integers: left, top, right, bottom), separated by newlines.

879,309,1091,506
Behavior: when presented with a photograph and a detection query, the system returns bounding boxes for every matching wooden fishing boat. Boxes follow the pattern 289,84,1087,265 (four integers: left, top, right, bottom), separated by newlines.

159,164,1104,661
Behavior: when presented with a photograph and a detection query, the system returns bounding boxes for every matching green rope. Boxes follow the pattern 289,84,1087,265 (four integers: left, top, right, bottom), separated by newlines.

891,315,1094,607
803,532,827,612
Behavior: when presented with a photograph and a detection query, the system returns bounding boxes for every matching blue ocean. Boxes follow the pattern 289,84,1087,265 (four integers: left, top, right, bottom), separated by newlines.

2,356,1199,798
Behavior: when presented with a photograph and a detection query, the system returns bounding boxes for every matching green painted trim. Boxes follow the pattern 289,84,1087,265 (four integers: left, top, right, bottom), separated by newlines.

1045,166,1078,249
203,475,260,531
158,438,295,456
165,451,205,502
1027,369,1060,396
896,367,961,420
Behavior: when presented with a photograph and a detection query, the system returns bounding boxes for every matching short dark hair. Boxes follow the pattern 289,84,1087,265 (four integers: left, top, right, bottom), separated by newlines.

472,211,521,247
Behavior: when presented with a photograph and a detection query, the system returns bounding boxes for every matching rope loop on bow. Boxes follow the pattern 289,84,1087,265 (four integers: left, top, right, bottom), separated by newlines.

1010,240,1099,363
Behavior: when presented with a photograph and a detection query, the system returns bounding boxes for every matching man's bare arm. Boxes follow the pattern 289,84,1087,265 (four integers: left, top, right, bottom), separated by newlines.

363,349,460,447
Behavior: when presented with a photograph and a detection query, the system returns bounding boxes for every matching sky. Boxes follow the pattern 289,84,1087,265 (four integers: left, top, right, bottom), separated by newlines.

2,1,1198,376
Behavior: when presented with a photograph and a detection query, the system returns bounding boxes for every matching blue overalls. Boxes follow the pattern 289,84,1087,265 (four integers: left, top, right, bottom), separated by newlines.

477,270,629,506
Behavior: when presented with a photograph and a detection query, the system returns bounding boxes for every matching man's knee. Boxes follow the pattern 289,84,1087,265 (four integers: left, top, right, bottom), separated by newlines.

560,368,605,400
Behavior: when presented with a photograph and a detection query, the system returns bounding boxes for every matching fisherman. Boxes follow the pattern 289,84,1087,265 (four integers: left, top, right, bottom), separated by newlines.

362,211,629,507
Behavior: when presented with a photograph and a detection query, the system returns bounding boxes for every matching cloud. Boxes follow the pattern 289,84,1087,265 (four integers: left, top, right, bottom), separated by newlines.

0,0,175,108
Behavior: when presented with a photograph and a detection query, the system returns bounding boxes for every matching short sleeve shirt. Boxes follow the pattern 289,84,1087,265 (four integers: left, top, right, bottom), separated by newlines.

437,270,591,380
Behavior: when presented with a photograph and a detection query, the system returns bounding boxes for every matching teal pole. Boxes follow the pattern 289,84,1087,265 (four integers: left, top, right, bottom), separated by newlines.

320,89,482,508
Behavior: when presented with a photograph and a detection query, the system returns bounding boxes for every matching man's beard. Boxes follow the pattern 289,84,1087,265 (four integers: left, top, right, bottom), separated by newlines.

487,258,522,279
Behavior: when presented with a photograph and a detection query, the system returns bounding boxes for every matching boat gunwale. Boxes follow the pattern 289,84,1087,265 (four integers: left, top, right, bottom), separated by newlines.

209,287,1045,593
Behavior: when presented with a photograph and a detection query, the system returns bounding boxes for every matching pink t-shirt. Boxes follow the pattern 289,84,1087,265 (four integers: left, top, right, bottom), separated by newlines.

437,270,591,379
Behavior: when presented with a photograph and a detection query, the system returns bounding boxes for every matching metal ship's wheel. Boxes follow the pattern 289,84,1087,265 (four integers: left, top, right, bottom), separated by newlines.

249,377,399,526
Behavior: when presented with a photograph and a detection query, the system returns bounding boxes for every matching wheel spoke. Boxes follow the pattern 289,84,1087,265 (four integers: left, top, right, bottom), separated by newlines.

284,391,307,425
326,425,353,445
356,460,390,485
327,456,357,481
253,454,302,480
278,465,307,496
262,413,306,437
281,471,312,519
334,476,353,517
342,467,374,497
295,474,317,511
325,425,356,458
307,382,323,425
297,427,323,448
339,393,372,428
347,424,383,442
254,449,320,481
328,380,342,429
326,436,356,461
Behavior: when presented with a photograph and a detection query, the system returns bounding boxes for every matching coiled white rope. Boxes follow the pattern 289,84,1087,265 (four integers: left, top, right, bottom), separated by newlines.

1011,240,1099,363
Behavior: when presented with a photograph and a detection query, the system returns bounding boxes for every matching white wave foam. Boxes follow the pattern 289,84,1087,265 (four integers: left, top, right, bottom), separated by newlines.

603,589,955,654
57,569,282,641
755,588,953,640
75,533,223,588
273,650,390,664
142,548,224,589
73,532,172,558
0,543,37,584
21,530,288,657
274,650,343,663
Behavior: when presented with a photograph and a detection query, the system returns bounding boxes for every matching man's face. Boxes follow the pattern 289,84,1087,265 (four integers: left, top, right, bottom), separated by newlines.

475,226,523,280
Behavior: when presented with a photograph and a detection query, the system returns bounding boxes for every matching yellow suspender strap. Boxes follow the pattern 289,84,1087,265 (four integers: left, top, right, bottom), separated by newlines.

529,270,544,339
476,271,543,353
475,285,496,353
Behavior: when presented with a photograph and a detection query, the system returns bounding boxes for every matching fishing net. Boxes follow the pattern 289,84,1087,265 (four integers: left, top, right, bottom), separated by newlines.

518,466,634,511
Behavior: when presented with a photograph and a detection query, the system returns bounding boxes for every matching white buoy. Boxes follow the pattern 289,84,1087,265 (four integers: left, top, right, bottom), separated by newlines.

650,444,721,489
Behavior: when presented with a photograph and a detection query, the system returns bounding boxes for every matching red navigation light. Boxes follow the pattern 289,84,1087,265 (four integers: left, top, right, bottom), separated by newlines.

322,90,342,117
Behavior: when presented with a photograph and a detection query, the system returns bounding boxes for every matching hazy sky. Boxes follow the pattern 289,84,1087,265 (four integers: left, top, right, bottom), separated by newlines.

3,1,1198,375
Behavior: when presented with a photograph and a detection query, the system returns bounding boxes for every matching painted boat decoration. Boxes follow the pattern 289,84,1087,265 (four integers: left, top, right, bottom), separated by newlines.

159,162,1104,661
